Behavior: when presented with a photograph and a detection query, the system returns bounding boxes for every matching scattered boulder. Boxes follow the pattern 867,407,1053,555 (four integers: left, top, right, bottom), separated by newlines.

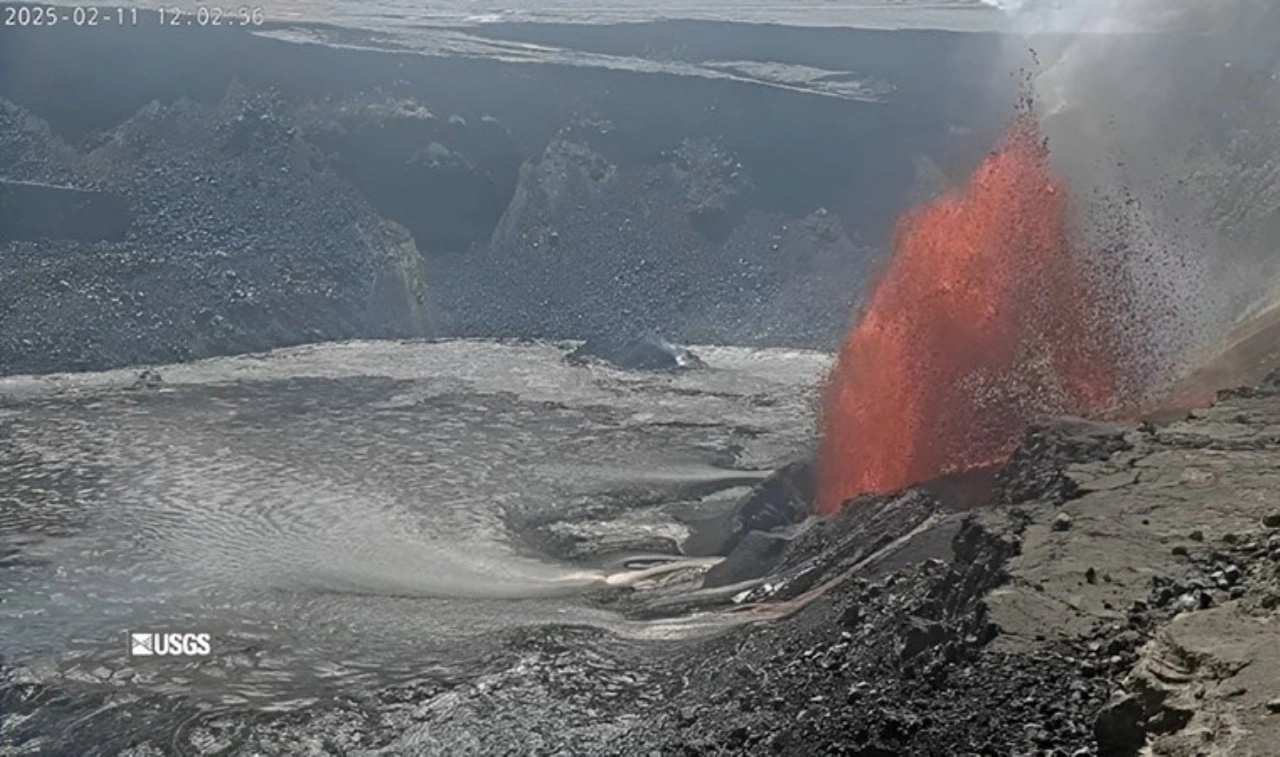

1093,686,1179,754
897,616,949,662
1263,368,1280,394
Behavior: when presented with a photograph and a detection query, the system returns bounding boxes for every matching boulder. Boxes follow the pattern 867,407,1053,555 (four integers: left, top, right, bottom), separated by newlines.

683,459,813,557
566,332,705,371
702,530,793,588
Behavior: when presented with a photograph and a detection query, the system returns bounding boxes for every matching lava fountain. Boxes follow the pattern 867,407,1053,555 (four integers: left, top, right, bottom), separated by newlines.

816,116,1121,514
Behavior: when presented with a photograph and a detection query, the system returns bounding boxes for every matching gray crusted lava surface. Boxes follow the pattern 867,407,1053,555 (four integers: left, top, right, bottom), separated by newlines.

8,364,1280,754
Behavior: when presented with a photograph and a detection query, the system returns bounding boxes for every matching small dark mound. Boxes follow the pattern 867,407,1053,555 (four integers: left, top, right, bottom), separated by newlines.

684,459,813,560
130,368,164,389
565,331,705,371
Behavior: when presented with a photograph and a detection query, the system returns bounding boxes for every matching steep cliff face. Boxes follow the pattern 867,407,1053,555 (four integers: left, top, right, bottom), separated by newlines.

0,91,439,375
446,125,870,347
363,217,440,337
0,11,1014,371
295,92,522,256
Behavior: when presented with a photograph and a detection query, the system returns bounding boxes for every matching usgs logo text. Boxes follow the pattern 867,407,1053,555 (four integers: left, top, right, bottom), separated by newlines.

128,632,211,656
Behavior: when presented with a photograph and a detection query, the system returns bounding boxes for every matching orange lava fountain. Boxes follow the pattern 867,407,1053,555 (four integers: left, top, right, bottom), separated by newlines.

816,117,1120,514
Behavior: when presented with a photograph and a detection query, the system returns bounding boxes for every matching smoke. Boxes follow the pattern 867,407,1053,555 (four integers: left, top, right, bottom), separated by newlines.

985,0,1280,397
980,0,1184,34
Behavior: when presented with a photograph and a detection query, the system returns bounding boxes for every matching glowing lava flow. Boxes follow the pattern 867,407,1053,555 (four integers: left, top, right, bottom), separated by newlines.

816,117,1119,515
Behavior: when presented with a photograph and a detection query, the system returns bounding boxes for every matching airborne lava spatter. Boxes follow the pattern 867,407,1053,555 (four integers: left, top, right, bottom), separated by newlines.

816,117,1120,515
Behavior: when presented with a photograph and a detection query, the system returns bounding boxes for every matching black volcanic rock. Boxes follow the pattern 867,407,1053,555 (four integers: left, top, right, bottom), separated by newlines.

565,331,705,371
995,417,1132,505
296,92,520,255
0,98,79,184
12,367,1280,755
702,530,794,588
684,459,814,558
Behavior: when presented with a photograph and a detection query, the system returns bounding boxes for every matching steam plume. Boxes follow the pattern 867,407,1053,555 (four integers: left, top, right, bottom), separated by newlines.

989,0,1280,398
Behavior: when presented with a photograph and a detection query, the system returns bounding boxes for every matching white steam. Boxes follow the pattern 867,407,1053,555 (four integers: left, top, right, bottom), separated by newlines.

988,0,1280,399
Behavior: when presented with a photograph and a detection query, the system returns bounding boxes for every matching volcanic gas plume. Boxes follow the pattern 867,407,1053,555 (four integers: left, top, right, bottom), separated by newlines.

816,116,1120,514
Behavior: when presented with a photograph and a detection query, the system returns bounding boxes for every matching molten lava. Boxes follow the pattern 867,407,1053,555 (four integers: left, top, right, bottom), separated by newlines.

816,117,1119,514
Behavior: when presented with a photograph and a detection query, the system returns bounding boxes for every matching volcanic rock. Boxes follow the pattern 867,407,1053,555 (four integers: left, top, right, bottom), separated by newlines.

131,369,163,389
682,459,814,557
565,331,706,371
0,91,439,376
451,129,870,348
10,366,1280,755
0,179,131,243
995,417,1132,505
702,530,795,588
295,91,519,255
624,365,1280,756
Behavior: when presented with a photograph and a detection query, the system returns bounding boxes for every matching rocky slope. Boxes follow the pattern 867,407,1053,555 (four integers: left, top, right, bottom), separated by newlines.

608,370,1280,756
412,365,1280,756
446,124,871,346
0,91,438,375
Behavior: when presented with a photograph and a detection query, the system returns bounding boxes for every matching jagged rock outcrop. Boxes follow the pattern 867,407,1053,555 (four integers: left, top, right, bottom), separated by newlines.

685,459,815,559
